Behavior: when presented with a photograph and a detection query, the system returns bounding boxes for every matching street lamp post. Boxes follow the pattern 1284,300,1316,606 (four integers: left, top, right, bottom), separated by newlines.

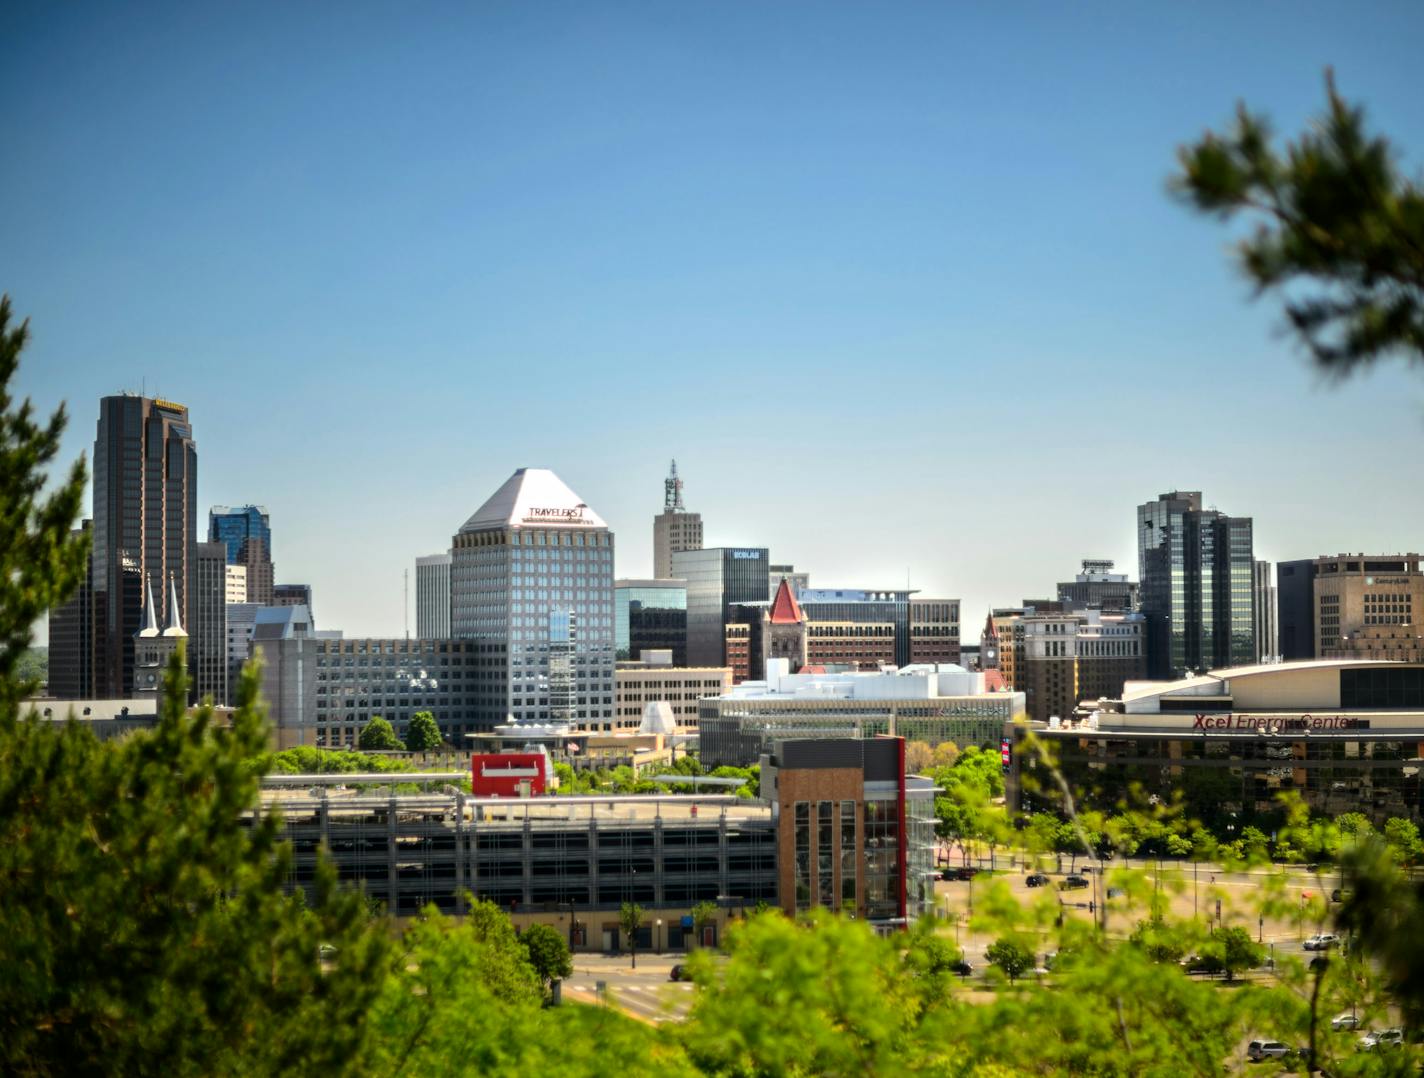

656,919,662,955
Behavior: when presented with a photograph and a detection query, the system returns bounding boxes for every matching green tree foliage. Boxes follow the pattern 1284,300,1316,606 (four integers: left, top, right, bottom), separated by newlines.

0,653,392,1074
1383,817,1424,865
0,296,88,713
404,710,442,752
1128,919,1189,965
690,900,718,946
1205,926,1262,983
619,902,644,969
14,647,46,686
679,911,946,1075
985,936,1035,983
358,716,404,752
365,902,683,1076
266,746,418,776
1336,837,1424,1031
1175,72,1424,377
520,923,572,995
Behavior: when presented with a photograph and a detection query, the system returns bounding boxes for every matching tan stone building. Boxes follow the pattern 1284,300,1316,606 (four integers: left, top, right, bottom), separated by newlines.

613,659,731,734
652,459,703,579
1313,554,1423,656
999,607,1146,723
1324,625,1424,663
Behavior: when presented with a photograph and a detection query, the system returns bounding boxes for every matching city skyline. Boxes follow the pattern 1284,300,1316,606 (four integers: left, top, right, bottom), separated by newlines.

6,3,1424,639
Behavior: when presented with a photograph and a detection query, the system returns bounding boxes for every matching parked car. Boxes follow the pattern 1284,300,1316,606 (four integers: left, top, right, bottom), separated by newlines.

1247,1040,1290,1062
1330,1013,1361,1031
669,964,690,982
1106,887,1125,899
1303,933,1340,951
1360,1028,1404,1050
951,959,974,977
1059,875,1090,890
1330,888,1352,903
1025,873,1050,888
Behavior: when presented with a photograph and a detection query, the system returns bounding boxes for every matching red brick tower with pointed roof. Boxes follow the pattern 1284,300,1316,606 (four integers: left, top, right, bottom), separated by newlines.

765,578,807,674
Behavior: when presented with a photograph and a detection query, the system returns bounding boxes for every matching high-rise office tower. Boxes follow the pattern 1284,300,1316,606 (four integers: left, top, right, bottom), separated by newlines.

1278,553,1423,658
653,460,703,579
209,506,274,605
47,519,96,699
450,468,616,728
93,395,198,697
1276,559,1317,661
1056,559,1140,612
1137,490,1255,680
614,578,687,663
672,547,770,667
191,541,228,702
416,552,452,638
1253,559,1278,663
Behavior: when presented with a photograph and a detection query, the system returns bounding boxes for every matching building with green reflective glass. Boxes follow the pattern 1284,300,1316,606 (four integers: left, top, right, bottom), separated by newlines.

1137,490,1255,680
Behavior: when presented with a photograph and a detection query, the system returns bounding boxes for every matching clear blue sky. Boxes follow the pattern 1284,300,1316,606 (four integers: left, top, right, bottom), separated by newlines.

5,1,1423,638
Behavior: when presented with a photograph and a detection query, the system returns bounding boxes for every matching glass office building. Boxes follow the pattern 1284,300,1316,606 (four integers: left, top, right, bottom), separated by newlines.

671,547,769,668
209,505,272,564
1137,491,1255,679
614,578,688,663
450,468,616,729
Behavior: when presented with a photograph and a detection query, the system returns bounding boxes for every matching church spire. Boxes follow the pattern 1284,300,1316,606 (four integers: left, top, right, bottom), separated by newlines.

162,574,187,638
138,577,160,638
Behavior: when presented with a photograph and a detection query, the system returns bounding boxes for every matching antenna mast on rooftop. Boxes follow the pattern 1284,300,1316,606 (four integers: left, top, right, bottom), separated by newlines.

664,459,685,512
404,569,409,641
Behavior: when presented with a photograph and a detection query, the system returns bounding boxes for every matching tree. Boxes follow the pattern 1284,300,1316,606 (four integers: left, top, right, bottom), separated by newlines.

359,716,404,752
1175,72,1424,378
520,923,573,998
0,650,393,1074
619,902,644,969
690,900,718,949
404,711,442,752
904,740,934,774
1128,919,1188,964
680,911,942,1075
985,937,1035,983
1383,817,1424,866
930,740,960,769
0,296,88,715
1206,926,1262,983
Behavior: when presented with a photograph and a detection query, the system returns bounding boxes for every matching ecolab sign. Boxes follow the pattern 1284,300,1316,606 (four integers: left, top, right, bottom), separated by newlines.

1191,713,1365,732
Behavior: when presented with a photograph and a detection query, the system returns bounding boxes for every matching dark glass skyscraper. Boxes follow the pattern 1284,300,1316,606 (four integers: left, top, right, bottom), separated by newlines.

209,505,271,562
209,505,274,605
91,395,198,697
1137,490,1255,679
614,579,688,663
671,547,770,667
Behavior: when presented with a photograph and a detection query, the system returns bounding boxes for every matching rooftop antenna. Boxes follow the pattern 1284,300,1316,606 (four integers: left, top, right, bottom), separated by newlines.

404,569,409,641
664,459,684,512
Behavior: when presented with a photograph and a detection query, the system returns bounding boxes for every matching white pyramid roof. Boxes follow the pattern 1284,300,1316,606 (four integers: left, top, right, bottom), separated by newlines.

639,700,676,737
459,468,607,533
